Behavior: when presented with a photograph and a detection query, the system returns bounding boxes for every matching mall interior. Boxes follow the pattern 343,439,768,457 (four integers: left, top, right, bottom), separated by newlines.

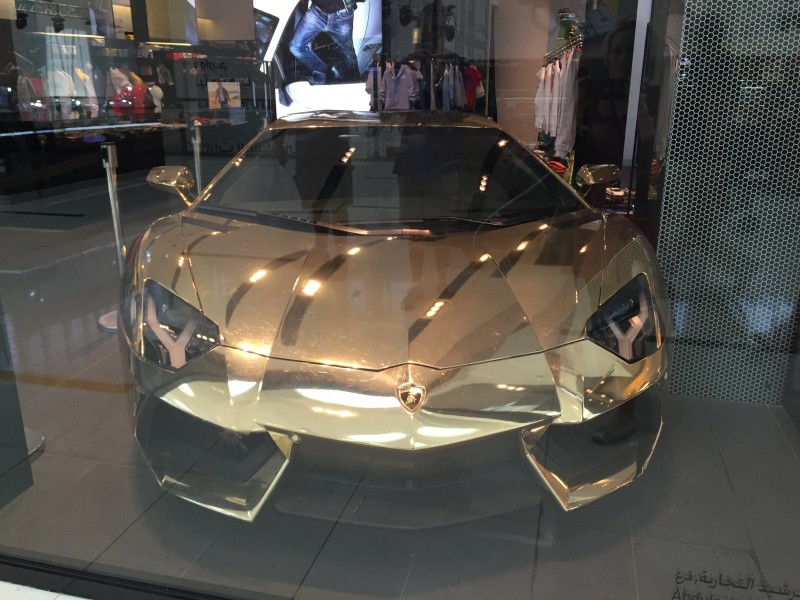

1,0,800,599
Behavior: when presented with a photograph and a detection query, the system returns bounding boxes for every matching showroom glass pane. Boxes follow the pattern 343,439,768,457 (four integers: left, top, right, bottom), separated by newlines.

2,1,800,599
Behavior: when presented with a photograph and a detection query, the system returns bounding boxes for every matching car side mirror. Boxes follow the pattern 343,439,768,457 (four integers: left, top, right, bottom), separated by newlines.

147,166,196,206
575,164,621,198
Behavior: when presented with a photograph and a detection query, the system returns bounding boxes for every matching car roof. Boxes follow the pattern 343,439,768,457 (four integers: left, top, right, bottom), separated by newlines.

269,110,507,131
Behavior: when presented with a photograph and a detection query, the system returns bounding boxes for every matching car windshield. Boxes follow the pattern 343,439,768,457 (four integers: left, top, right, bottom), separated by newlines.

194,124,586,233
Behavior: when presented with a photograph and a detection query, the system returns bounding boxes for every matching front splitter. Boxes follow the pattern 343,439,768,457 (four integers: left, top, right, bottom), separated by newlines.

132,383,661,522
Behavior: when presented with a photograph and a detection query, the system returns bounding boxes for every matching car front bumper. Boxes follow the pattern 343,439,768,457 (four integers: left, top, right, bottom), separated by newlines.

129,381,662,522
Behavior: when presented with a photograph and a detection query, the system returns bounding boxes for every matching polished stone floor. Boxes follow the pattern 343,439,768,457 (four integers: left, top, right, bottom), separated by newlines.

1,175,800,600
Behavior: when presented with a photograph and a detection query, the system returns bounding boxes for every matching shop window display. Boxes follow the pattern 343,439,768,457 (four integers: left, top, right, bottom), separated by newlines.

1,1,800,599
0,4,270,199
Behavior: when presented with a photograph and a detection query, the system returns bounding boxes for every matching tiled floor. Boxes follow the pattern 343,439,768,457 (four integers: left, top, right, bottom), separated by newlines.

0,581,86,600
2,176,800,600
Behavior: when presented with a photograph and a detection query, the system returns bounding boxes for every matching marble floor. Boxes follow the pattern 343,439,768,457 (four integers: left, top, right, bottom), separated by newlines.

1,174,800,600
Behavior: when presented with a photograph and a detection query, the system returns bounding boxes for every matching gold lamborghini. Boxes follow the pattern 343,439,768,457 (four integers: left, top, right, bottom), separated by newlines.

119,111,669,522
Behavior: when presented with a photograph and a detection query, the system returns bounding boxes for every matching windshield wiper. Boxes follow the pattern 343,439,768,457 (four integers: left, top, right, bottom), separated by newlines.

195,206,369,235
256,211,371,235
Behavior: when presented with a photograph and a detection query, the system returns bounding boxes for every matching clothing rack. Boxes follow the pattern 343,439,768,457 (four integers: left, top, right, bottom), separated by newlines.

543,34,584,65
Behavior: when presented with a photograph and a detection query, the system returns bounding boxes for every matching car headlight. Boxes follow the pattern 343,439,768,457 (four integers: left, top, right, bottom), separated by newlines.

586,273,662,363
142,280,220,370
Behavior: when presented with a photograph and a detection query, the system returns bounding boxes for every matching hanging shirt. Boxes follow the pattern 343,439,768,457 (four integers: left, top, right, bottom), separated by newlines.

534,66,547,131
381,64,417,110
109,67,131,94
540,63,554,135
17,75,34,121
447,64,456,109
156,64,174,86
554,49,581,158
442,65,452,110
453,64,465,108
75,67,99,118
27,76,51,121
430,63,436,109
47,69,74,97
547,60,562,137
462,65,482,112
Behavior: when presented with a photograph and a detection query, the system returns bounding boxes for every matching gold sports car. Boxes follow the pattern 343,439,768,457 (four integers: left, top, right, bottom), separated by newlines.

120,111,669,522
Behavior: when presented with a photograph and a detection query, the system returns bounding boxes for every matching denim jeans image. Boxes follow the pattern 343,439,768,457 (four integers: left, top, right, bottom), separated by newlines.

289,4,359,83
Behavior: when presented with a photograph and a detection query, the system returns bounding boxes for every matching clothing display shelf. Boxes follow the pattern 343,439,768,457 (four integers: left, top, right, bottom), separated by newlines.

543,34,584,66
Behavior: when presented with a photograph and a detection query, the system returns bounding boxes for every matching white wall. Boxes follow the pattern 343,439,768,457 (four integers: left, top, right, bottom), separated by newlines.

493,0,585,144
493,0,548,143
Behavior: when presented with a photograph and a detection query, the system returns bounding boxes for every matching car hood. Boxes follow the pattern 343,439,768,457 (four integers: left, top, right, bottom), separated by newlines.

176,211,605,370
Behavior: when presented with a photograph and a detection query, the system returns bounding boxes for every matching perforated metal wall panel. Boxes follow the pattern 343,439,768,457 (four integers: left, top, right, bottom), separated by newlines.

657,1,800,403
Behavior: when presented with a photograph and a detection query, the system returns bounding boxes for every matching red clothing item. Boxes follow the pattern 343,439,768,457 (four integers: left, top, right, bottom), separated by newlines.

110,84,152,115
461,65,482,112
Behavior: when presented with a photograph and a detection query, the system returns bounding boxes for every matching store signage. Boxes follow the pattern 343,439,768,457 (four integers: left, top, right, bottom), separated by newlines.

672,569,800,600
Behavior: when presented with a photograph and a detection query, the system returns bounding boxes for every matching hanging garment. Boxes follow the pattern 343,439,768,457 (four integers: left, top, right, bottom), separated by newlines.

462,64,482,112
534,65,547,131
17,75,34,121
45,70,75,120
381,64,417,110
47,69,74,97
75,67,99,118
411,66,424,109
90,66,107,113
109,67,131,94
554,49,581,158
547,60,562,137
110,84,153,115
156,63,174,86
540,63,554,134
129,71,145,86
429,61,436,109
454,64,466,109
408,67,419,110
441,65,452,110
27,76,51,121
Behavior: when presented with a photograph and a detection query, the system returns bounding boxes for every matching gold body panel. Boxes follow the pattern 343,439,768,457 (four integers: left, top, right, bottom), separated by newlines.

121,111,670,520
